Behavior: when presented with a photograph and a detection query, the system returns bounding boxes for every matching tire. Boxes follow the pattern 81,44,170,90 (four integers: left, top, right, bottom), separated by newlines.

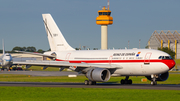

151,81,157,85
84,80,89,85
121,79,125,84
92,81,96,85
128,79,132,84
153,81,157,85
88,80,92,85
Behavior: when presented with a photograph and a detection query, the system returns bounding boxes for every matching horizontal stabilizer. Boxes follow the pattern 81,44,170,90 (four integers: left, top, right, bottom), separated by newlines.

14,50,56,58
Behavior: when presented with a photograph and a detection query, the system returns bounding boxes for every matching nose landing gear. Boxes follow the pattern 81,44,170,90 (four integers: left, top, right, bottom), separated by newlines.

151,75,157,85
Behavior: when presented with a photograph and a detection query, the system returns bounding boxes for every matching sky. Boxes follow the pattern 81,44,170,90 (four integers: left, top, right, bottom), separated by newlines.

0,0,180,51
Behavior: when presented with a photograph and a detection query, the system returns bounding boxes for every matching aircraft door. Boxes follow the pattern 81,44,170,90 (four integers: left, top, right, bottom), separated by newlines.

65,53,71,61
144,53,152,64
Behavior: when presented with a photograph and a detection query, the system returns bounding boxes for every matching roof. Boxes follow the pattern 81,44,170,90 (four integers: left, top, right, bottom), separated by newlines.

149,30,180,43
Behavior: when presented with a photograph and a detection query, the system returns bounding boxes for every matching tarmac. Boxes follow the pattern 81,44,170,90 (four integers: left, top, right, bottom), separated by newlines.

0,82,180,90
0,71,180,90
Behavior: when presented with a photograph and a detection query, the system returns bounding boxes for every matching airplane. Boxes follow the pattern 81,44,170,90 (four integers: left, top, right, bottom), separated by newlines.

13,14,176,85
0,40,13,70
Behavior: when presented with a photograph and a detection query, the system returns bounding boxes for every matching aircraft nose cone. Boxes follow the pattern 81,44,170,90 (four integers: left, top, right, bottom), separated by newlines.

166,60,176,70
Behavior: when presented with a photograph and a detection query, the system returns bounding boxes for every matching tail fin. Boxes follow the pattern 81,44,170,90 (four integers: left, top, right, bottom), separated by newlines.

2,39,5,54
42,14,75,51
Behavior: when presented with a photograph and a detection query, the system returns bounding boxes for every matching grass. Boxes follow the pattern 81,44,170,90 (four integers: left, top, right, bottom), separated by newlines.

0,74,180,84
0,87,180,101
21,66,61,71
175,59,180,65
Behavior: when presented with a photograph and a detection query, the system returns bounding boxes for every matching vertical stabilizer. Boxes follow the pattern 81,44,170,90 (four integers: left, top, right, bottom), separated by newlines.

2,39,5,54
42,14,75,51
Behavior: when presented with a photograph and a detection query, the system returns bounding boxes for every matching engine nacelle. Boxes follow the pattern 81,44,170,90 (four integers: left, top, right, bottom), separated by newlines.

86,68,111,82
145,72,169,81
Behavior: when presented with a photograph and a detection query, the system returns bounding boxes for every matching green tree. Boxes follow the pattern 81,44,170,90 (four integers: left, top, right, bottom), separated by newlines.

37,49,44,53
11,46,26,53
158,47,175,59
26,46,36,52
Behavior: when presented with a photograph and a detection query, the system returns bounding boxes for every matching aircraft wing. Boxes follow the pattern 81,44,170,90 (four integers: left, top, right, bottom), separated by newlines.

13,60,123,69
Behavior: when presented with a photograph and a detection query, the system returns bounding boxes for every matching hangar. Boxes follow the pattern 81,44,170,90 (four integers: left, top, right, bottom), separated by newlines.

148,30,180,59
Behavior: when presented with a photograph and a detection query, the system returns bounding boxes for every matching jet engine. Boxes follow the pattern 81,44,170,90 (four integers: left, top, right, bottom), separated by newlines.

86,68,111,82
145,72,169,81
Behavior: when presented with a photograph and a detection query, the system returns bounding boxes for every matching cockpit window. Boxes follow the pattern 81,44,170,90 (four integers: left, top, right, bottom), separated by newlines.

158,56,162,59
158,56,172,59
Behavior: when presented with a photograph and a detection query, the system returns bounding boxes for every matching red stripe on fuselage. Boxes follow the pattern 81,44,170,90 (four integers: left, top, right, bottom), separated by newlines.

55,59,175,70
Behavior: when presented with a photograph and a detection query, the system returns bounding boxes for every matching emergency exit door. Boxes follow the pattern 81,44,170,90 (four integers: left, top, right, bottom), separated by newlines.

144,53,152,64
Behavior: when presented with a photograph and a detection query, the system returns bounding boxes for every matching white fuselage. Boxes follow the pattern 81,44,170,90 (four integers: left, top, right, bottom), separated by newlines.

44,49,175,76
0,53,13,68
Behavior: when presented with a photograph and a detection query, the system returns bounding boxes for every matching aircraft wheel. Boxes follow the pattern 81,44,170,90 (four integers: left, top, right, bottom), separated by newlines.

92,81,96,85
151,77,157,85
151,81,157,85
84,80,89,85
88,80,92,85
121,79,125,84
84,80,96,85
121,79,132,85
128,79,132,84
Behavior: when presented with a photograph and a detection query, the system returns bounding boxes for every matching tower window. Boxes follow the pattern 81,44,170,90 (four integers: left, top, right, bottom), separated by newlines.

98,12,111,15
99,12,103,15
103,12,108,15
108,12,111,15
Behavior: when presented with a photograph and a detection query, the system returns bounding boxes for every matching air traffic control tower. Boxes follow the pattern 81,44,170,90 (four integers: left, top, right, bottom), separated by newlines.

96,4,113,50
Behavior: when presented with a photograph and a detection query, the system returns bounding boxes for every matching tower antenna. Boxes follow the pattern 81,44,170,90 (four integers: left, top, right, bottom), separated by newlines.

107,0,110,10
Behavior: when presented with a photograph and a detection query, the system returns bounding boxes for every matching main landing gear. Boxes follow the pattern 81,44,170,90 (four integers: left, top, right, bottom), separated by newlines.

84,80,96,85
120,76,132,85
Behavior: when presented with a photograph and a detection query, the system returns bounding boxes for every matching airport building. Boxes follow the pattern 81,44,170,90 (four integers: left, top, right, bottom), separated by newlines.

148,30,180,59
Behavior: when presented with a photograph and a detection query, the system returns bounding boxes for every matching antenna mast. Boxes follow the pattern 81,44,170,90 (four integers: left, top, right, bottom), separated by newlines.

107,0,109,10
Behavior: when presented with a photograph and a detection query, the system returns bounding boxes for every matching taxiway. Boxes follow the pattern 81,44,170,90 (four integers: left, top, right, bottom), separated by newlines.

0,82,180,90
